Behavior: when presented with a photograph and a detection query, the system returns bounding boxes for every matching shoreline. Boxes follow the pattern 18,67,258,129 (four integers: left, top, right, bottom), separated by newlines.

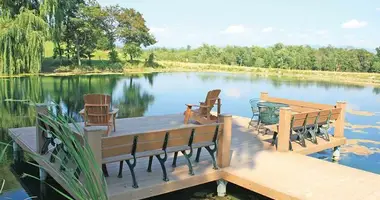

1,61,379,87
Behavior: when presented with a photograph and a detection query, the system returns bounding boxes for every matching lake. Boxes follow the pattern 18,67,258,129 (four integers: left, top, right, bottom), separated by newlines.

1,72,379,199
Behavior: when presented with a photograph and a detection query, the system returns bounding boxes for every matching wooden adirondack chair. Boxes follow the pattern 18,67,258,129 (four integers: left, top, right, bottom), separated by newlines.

184,89,221,124
79,94,119,134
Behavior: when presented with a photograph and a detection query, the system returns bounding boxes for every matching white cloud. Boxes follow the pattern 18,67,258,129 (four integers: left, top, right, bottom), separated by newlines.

376,8,380,11
279,29,285,32
150,27,167,33
221,25,246,34
316,30,328,35
262,27,274,33
341,19,368,29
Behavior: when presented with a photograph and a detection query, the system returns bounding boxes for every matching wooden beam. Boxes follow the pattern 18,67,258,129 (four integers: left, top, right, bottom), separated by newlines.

266,97,334,110
217,114,232,168
260,92,269,101
278,107,292,152
334,101,347,138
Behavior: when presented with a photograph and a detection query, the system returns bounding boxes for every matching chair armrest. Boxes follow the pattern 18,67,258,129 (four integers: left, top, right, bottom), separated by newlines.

186,104,200,107
109,108,119,115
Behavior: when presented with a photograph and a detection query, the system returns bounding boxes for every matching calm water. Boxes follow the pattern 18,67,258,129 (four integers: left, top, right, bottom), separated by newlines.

0,72,379,199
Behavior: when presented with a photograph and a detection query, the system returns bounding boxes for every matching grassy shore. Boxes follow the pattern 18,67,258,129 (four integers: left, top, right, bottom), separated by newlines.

1,59,380,87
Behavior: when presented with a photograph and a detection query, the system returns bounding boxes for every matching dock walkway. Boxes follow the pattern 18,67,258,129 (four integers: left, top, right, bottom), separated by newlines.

9,114,380,200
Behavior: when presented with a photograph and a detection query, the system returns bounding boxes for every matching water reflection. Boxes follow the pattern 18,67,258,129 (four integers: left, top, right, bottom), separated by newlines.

0,72,379,198
0,74,156,195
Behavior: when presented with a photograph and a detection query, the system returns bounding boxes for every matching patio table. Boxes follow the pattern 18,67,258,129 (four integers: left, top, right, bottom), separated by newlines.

257,101,289,125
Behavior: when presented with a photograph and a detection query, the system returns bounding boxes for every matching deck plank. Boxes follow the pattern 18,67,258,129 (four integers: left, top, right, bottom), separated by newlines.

8,114,380,200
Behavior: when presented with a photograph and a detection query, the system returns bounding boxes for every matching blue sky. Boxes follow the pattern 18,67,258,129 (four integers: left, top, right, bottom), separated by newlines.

98,0,380,49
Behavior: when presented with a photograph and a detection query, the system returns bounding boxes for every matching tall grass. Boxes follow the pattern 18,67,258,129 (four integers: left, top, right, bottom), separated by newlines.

0,109,108,200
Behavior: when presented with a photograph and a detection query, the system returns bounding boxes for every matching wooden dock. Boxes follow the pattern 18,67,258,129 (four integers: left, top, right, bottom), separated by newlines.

9,114,380,200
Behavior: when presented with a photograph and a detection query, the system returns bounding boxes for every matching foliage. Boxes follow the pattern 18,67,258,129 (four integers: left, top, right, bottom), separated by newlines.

115,8,156,48
123,43,142,61
32,110,108,200
147,43,380,73
0,10,48,74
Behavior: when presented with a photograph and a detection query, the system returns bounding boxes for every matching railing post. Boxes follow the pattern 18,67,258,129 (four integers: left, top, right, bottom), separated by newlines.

36,104,48,155
260,92,269,101
217,114,232,168
334,101,346,138
84,126,106,167
278,107,292,152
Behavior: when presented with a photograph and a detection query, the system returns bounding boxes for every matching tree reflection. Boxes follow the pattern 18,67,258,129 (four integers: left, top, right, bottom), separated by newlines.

115,77,155,118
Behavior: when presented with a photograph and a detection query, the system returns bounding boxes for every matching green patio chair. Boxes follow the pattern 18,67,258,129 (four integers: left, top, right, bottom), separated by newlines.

248,98,260,129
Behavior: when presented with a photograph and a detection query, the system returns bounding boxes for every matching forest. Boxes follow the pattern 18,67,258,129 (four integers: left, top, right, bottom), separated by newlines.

1,0,380,75
149,44,380,73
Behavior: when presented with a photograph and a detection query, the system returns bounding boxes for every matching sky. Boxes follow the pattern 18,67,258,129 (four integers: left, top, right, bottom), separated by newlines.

98,0,380,49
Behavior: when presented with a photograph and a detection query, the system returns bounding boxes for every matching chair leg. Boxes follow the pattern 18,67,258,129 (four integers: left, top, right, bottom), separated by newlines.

319,127,330,141
118,161,123,178
172,152,178,168
248,114,254,128
298,133,306,147
102,164,109,177
308,129,318,144
271,132,278,146
113,117,116,132
205,146,218,170
126,160,138,188
147,156,153,172
155,154,169,182
181,150,194,175
195,148,202,163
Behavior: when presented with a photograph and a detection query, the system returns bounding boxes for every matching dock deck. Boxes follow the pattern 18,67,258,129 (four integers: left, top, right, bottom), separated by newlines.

9,114,380,200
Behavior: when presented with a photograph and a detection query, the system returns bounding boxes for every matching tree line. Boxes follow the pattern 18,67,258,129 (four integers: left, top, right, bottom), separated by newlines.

148,43,380,73
0,0,156,75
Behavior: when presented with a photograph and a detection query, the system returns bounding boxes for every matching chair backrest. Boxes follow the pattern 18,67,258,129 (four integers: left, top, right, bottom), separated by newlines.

84,104,110,126
193,124,221,144
101,123,222,159
291,108,342,130
201,89,221,115
84,94,111,105
102,135,136,159
249,98,260,113
83,94,112,126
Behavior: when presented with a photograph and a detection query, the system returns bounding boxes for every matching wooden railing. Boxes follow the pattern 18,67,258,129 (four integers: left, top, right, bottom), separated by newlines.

260,92,346,152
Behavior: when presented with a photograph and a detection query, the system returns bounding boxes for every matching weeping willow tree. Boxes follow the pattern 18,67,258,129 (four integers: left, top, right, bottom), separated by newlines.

0,0,62,75
0,10,48,75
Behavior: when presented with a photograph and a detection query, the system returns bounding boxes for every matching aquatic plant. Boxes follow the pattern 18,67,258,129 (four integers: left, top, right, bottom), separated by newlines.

0,109,108,200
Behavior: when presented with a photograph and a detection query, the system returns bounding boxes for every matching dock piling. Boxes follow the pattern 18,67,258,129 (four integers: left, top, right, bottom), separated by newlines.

334,101,346,138
39,168,47,181
217,114,232,168
216,179,228,197
278,107,292,152
12,141,24,163
332,146,341,161
35,104,49,155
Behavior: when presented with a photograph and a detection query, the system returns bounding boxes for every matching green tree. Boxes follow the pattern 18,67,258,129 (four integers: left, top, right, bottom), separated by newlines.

116,8,156,49
123,43,142,61
0,10,48,74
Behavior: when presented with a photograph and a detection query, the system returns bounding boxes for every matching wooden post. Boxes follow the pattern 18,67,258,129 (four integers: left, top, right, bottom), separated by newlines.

217,114,232,168
277,107,292,152
36,104,48,154
260,92,269,101
334,101,346,138
84,126,106,167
